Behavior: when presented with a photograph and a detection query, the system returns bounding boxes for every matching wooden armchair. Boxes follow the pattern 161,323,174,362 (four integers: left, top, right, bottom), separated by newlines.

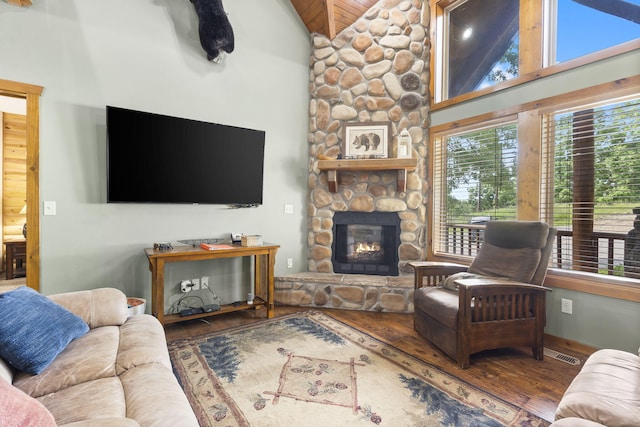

409,221,557,369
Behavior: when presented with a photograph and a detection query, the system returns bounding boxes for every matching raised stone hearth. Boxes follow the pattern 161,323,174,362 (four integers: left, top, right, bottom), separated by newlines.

275,272,414,313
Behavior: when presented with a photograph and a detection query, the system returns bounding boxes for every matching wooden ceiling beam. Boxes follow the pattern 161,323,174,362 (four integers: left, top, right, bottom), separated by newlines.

291,0,378,40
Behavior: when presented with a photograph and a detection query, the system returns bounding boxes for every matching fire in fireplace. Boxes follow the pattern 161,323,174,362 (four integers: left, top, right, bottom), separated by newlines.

332,212,400,276
346,225,384,262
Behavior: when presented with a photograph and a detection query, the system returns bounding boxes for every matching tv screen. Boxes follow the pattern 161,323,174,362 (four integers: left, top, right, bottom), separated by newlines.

106,106,265,205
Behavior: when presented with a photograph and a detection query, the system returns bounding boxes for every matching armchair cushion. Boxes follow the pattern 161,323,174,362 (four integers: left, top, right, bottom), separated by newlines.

483,220,550,249
0,287,89,374
468,243,541,282
441,272,484,291
414,286,459,329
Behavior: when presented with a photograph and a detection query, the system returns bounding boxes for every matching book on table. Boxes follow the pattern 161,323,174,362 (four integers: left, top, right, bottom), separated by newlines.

200,243,235,250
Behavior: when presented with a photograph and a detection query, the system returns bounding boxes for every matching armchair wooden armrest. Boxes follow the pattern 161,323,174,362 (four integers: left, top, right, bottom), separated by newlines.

408,261,468,289
454,278,551,368
455,277,552,292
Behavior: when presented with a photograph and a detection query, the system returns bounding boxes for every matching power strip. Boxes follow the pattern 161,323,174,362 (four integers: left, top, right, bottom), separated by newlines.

202,304,220,312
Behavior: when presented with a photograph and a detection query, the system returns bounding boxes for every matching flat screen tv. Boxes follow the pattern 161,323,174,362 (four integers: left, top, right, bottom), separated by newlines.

106,106,265,206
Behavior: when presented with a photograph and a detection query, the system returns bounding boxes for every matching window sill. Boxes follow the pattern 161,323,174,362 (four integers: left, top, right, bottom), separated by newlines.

545,269,640,303
429,255,640,302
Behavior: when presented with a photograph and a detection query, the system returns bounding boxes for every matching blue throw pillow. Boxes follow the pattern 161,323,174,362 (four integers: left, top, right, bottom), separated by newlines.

0,286,89,374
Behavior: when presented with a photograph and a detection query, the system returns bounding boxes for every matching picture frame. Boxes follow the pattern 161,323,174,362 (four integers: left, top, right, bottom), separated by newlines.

343,122,390,159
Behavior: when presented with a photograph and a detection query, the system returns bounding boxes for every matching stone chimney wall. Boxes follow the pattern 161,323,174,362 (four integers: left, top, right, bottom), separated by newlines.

307,0,430,275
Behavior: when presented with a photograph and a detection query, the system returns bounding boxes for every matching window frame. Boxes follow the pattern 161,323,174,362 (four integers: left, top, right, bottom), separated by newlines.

428,76,640,302
431,116,520,260
429,0,640,109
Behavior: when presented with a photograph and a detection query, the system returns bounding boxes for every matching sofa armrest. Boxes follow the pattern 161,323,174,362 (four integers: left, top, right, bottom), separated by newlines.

60,418,141,427
48,288,128,329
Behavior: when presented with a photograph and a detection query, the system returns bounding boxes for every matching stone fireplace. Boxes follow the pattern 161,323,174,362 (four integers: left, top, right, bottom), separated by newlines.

332,211,400,276
274,0,430,313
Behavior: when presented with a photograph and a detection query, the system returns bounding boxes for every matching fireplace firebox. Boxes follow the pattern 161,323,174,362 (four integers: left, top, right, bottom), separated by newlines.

332,212,400,276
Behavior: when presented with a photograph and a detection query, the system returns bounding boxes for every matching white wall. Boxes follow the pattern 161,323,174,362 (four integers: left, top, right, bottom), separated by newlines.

0,0,311,303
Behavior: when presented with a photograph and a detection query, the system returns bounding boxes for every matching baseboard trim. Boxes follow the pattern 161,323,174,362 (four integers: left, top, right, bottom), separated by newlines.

544,333,598,356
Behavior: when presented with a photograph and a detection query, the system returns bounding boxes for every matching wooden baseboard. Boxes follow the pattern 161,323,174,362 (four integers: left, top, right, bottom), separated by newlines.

545,333,598,356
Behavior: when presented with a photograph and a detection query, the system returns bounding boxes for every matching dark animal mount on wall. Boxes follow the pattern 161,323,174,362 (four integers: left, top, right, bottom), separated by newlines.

191,0,234,63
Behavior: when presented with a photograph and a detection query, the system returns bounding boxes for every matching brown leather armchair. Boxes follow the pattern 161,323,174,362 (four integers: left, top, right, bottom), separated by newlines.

409,221,557,368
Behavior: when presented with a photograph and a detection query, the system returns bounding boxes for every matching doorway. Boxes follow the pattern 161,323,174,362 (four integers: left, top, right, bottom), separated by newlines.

0,78,42,291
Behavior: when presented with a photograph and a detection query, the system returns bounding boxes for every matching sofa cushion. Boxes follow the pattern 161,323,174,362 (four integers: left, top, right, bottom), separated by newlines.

116,314,172,374
0,286,89,374
551,418,607,427
554,349,640,427
0,377,56,427
14,326,120,398
119,363,200,427
36,377,127,425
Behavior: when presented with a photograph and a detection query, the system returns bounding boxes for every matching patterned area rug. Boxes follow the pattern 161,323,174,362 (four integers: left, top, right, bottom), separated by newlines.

168,311,549,426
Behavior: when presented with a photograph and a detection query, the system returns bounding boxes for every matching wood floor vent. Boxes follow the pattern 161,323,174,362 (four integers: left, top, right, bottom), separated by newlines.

544,348,581,366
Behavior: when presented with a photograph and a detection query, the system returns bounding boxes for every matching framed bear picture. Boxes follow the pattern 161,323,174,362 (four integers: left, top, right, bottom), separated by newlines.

343,122,390,159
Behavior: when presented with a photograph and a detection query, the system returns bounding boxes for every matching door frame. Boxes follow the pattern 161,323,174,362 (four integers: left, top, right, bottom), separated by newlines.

0,78,42,291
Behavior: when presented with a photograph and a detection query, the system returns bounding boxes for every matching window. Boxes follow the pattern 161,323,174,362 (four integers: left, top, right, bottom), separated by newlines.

432,0,640,105
430,78,640,301
432,120,518,258
546,0,640,65
541,95,640,278
435,0,520,102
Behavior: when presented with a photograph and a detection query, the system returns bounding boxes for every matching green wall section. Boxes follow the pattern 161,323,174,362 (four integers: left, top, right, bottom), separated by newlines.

546,288,640,354
0,0,310,304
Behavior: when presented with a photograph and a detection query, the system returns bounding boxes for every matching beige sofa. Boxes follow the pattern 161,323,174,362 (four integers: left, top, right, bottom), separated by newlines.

0,287,198,427
552,348,640,427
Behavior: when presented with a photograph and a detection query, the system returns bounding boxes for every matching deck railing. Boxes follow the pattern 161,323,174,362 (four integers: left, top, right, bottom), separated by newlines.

444,223,627,276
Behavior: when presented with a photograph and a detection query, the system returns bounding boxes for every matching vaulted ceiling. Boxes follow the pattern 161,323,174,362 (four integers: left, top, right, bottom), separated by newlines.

290,0,379,40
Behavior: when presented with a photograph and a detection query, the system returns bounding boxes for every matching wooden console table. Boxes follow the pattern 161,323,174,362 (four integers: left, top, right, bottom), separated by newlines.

5,240,26,279
145,243,279,325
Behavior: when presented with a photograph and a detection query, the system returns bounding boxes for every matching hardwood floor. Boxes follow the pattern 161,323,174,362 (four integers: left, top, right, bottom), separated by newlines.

164,306,595,423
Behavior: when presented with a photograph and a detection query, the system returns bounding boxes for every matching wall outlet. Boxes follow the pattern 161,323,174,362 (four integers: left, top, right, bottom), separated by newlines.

561,298,573,314
284,204,294,214
191,278,200,290
180,280,192,293
201,276,209,288
287,258,293,268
